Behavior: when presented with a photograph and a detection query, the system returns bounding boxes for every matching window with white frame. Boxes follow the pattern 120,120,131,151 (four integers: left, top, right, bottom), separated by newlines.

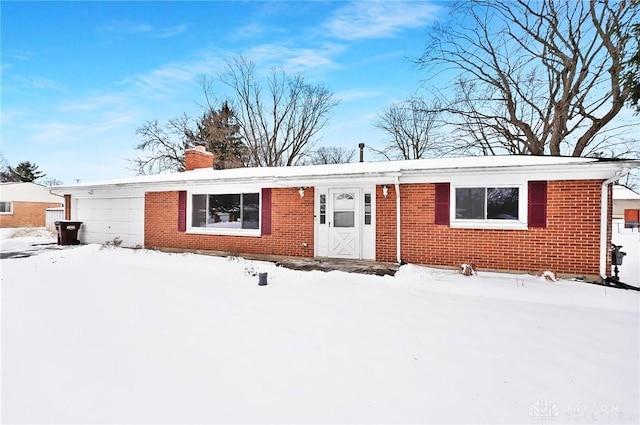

455,187,520,220
450,185,524,230
191,193,259,230
0,202,12,214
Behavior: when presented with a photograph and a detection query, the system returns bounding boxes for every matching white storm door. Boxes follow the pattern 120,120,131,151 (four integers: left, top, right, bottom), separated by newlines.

328,189,360,259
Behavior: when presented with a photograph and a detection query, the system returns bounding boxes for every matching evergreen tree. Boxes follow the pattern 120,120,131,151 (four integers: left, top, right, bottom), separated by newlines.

10,161,45,182
185,102,247,169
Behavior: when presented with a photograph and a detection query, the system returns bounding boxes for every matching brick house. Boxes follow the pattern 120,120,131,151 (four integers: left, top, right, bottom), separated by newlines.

0,182,64,228
613,185,640,228
54,148,639,281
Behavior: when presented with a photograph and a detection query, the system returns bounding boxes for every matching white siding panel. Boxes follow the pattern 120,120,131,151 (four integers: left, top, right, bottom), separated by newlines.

76,197,144,247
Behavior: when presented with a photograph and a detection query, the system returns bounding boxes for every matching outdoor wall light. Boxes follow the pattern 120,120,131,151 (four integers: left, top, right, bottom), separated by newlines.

299,187,305,198
382,185,388,198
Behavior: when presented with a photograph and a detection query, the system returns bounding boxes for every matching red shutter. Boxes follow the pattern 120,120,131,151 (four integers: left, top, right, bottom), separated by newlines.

528,181,547,228
178,191,187,232
435,183,450,225
261,188,272,236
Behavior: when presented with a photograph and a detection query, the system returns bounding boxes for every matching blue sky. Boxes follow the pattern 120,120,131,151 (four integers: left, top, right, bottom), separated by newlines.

1,0,446,184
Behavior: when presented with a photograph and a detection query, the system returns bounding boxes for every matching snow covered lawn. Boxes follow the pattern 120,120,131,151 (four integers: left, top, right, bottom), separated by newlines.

1,235,639,423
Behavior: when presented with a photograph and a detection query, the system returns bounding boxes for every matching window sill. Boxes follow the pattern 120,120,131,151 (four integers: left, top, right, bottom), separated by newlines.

450,220,527,230
186,228,261,237
0,212,13,215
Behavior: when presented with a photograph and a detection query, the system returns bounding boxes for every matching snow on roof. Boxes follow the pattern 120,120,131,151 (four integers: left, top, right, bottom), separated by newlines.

613,185,640,200
54,155,639,190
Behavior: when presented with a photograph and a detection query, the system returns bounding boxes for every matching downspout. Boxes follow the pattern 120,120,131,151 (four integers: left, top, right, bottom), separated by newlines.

395,175,401,264
599,168,629,281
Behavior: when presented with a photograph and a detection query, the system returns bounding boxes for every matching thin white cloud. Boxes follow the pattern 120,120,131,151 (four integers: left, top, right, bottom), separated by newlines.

59,94,130,112
13,75,67,92
155,24,189,38
2,50,32,61
243,43,344,75
104,20,153,34
30,77,67,92
103,20,188,38
334,88,380,102
123,55,222,96
323,1,441,40
27,122,85,143
231,23,266,40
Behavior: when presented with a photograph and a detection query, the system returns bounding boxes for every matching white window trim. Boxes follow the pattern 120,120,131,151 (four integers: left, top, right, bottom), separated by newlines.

450,183,528,230
186,191,262,237
0,201,12,215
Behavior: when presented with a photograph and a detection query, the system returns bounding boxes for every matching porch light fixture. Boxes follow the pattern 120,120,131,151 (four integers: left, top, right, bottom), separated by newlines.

382,185,389,198
299,187,305,198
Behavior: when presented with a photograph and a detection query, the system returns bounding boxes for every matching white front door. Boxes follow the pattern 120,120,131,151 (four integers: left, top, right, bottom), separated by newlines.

328,189,360,259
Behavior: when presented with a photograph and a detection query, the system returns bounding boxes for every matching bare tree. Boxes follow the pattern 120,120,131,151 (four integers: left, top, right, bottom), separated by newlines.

132,115,193,174
305,146,356,165
219,56,339,167
374,97,442,160
0,153,17,182
418,0,639,157
41,177,64,186
132,100,246,174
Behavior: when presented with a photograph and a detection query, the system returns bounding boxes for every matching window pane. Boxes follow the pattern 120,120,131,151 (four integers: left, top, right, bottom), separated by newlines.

456,188,485,219
334,211,355,227
364,193,372,225
334,192,355,210
209,194,241,228
191,195,207,227
320,194,326,224
242,193,260,229
487,188,519,220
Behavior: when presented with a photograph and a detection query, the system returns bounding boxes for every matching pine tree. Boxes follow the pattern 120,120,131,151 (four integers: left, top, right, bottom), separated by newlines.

186,102,247,169
10,161,45,182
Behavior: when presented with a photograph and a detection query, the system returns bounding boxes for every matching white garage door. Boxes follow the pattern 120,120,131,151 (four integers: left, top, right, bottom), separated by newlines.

76,197,144,247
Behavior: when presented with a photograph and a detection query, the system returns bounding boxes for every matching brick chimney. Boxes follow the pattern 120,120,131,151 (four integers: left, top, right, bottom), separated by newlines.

184,146,215,171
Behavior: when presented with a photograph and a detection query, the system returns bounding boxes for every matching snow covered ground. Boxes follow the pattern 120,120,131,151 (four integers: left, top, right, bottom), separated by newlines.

612,221,640,286
1,229,639,424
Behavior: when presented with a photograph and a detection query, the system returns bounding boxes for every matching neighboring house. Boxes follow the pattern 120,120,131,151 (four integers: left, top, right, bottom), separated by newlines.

54,147,640,282
0,182,64,228
613,184,640,228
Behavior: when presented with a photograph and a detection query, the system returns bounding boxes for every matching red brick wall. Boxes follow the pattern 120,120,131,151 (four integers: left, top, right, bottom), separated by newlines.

144,180,609,277
376,184,398,262
0,201,63,228
184,148,214,171
376,180,606,277
144,188,315,257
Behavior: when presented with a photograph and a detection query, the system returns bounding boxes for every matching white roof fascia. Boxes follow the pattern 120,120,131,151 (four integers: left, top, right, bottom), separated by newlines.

52,157,640,194
399,161,638,184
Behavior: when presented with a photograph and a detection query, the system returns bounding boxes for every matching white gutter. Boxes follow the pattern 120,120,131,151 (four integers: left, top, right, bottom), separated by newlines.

395,175,401,264
600,168,629,281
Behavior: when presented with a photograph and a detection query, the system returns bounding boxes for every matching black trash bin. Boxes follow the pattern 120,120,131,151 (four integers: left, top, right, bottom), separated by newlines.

54,221,83,245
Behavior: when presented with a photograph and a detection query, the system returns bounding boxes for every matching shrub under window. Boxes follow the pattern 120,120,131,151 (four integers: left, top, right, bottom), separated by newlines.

456,187,519,220
191,193,259,229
